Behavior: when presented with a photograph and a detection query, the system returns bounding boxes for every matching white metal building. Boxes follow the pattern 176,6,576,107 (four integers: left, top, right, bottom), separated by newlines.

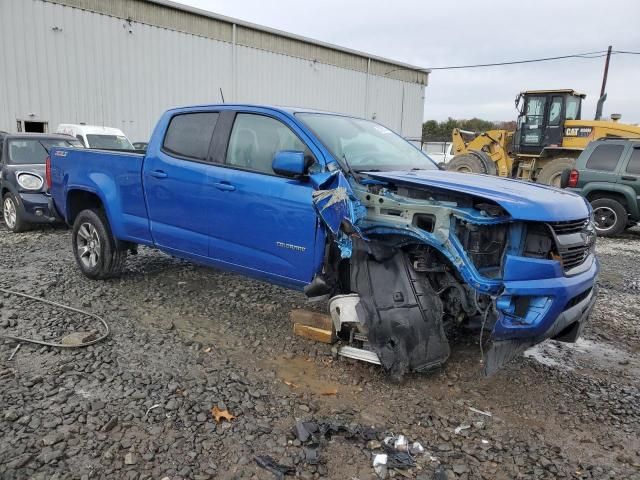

0,0,428,142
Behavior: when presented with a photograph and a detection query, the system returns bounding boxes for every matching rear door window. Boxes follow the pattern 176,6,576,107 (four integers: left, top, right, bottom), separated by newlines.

584,144,624,172
163,112,219,160
626,148,640,175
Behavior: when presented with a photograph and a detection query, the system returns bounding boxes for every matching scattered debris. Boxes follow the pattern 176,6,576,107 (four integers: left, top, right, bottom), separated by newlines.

373,453,388,479
293,323,335,344
290,309,334,330
211,406,236,423
367,440,382,450
454,423,471,434
8,343,21,361
124,452,138,465
283,380,299,388
320,387,338,396
255,455,295,479
409,442,424,455
303,445,320,465
469,406,492,417
144,404,160,417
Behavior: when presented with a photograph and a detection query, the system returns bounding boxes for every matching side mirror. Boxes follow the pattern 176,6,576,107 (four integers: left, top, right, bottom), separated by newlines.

272,150,311,177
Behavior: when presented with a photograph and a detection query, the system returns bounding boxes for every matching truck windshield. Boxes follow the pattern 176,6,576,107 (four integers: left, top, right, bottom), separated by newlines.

296,113,437,172
8,138,80,164
86,134,134,150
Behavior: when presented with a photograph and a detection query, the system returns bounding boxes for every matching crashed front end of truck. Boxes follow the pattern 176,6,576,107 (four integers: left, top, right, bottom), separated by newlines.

307,170,599,378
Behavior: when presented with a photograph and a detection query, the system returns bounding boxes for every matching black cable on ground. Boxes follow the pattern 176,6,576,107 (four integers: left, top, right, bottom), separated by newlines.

0,288,110,348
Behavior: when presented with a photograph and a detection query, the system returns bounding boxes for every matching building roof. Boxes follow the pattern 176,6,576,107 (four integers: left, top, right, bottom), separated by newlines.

44,0,428,84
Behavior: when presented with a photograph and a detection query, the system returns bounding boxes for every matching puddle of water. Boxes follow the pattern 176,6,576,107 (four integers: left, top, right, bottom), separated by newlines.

271,356,347,400
524,338,640,376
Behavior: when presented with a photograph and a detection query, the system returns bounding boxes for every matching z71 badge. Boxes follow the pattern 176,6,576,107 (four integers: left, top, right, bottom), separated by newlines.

564,127,593,137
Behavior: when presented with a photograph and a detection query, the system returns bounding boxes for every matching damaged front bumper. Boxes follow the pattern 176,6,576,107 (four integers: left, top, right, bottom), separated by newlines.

485,254,599,375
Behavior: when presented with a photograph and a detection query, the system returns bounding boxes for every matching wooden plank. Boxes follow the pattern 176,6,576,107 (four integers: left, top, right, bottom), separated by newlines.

293,323,336,344
289,309,333,331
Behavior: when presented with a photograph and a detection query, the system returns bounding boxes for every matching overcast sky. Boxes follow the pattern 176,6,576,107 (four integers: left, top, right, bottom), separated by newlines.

181,0,640,123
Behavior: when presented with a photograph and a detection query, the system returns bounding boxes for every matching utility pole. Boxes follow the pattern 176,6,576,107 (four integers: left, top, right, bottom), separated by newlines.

600,45,612,98
595,45,612,120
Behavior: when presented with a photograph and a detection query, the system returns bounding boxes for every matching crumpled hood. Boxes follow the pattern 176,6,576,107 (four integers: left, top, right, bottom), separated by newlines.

364,170,590,222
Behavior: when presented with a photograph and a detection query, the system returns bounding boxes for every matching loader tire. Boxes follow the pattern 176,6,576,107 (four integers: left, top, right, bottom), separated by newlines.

536,157,576,187
446,154,485,174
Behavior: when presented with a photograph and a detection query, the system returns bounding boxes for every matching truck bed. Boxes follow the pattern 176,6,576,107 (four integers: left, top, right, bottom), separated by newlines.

49,148,153,244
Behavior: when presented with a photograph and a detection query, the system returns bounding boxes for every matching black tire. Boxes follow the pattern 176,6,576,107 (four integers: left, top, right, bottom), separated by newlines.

536,157,576,187
72,209,127,279
590,198,627,237
2,192,27,233
446,154,486,174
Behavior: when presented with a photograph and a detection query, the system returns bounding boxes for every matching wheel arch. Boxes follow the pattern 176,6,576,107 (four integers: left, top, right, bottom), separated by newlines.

583,184,639,218
66,189,106,225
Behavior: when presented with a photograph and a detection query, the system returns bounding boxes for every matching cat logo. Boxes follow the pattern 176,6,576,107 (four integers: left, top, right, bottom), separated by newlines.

564,127,593,138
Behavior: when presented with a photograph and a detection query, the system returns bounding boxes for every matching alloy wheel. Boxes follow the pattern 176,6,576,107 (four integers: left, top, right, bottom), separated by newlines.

3,197,17,229
593,206,617,232
76,222,101,268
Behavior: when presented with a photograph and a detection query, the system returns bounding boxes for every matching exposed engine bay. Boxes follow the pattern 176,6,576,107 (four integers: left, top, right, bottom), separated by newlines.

308,170,597,378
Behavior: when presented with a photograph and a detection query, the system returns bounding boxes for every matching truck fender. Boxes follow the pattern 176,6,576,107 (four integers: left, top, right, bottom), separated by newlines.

66,173,125,238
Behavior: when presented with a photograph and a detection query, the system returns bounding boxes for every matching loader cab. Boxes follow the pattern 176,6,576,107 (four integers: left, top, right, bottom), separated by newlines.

513,90,585,155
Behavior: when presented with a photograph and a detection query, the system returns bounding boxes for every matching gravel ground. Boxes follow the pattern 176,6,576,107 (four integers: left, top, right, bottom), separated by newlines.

0,224,639,480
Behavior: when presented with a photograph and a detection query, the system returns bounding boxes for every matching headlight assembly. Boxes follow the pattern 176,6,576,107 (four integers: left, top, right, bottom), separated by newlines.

17,173,44,191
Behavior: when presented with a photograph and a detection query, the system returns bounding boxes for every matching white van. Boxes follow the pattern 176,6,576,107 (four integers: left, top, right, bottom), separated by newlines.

56,124,134,150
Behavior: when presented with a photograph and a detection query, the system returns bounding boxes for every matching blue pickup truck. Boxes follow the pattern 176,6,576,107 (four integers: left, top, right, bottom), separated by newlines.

48,104,598,377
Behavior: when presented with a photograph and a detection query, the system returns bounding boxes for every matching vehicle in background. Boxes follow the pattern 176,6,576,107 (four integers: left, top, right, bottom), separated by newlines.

56,124,134,150
48,104,598,378
133,142,148,151
447,89,640,185
561,138,640,236
0,133,83,232
422,142,453,165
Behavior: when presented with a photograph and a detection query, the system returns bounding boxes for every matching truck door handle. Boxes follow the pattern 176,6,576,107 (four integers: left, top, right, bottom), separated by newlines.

213,182,236,191
149,170,168,179
621,176,637,181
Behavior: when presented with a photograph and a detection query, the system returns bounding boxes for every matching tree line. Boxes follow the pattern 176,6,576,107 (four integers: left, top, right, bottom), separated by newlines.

422,118,517,142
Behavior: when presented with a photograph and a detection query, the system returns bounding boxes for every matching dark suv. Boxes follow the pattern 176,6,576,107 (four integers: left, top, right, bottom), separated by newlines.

562,138,640,236
0,133,83,232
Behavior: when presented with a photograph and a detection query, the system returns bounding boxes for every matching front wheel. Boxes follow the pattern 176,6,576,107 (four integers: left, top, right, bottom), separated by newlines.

3,193,27,233
590,198,627,237
72,209,127,279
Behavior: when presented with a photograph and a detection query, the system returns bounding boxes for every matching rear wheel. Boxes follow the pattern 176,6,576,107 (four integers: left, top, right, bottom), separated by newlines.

3,193,27,233
536,157,576,187
72,209,127,279
590,198,627,236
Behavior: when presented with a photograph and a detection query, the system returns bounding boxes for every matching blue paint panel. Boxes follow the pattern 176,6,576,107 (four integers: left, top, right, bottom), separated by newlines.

493,256,599,340
209,167,320,284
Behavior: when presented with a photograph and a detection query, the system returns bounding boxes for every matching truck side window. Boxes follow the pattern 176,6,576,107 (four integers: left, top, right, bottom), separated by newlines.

226,114,309,175
626,148,640,175
163,112,219,160
585,144,624,172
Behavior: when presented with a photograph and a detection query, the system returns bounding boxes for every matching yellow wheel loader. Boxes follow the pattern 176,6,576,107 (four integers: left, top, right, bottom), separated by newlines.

447,89,640,185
